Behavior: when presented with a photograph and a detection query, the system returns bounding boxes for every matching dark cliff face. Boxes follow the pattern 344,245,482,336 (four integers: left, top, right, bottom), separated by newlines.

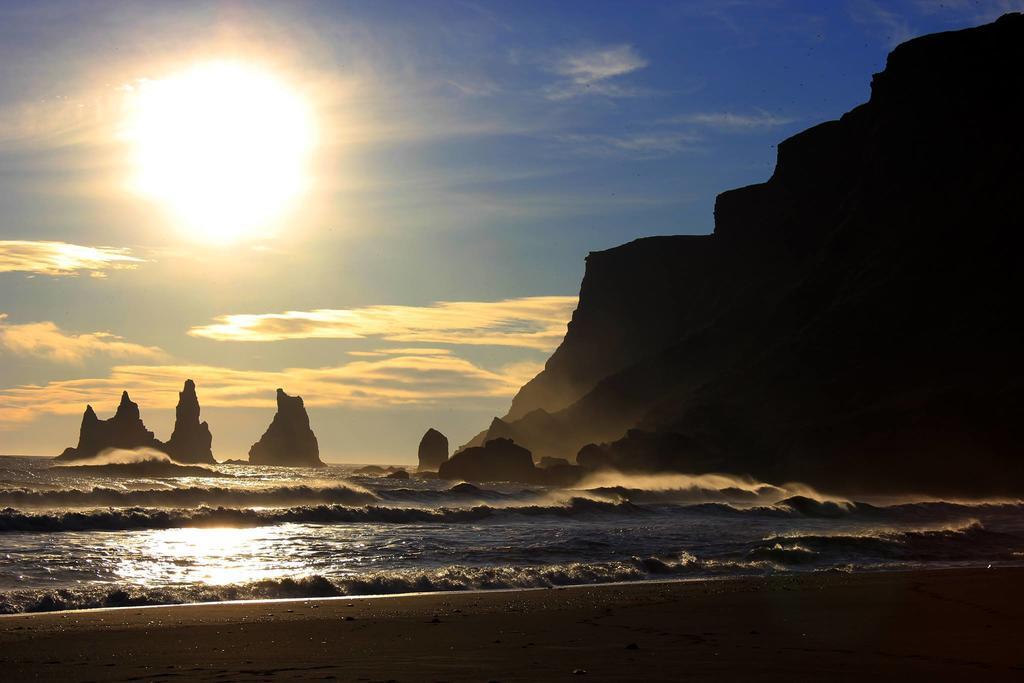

466,14,1024,496
248,389,323,467
57,392,163,460
164,380,215,464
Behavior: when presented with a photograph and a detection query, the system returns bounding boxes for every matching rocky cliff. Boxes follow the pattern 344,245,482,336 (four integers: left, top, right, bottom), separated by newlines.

464,14,1024,496
57,391,165,461
163,380,215,464
248,389,323,467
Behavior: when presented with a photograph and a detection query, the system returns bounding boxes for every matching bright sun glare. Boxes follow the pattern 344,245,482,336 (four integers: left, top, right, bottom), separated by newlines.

126,61,315,244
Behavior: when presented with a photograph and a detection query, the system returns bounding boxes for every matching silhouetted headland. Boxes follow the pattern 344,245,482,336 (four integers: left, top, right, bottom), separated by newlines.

248,388,323,467
458,14,1024,497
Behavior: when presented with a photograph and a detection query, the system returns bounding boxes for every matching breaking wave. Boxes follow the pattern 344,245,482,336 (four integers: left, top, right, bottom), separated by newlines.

48,447,229,478
684,496,1024,521
0,484,377,509
0,552,757,614
576,472,828,505
374,483,534,504
746,521,1021,566
56,448,174,466
1,490,1020,531
49,461,227,479
0,498,645,532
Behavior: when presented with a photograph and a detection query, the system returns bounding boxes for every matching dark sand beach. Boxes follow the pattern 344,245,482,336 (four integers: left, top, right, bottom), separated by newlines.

2,568,1022,681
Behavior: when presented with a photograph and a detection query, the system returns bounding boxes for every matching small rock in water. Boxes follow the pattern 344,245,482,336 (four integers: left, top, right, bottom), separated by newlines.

573,669,587,675
625,643,639,650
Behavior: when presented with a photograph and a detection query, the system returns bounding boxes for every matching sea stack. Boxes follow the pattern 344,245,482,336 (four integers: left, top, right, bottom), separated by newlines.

248,388,323,467
57,391,164,460
417,428,449,470
163,380,215,464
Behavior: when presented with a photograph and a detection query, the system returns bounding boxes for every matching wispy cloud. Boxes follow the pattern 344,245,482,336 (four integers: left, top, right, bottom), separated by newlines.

665,111,796,131
189,296,579,351
0,241,145,277
549,109,793,158
0,314,167,364
848,0,916,47
0,353,542,423
556,44,648,84
552,131,702,159
0,92,112,150
912,0,1024,24
347,347,453,357
544,44,649,100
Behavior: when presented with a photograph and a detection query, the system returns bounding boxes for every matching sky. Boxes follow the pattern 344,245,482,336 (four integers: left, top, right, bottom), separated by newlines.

0,0,1019,463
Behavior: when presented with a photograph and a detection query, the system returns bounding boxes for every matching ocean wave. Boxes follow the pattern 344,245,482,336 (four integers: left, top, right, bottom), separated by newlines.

747,521,1023,566
0,552,759,614
693,495,885,518
0,484,377,509
49,461,229,478
574,471,814,500
0,497,645,533
676,500,866,519
55,448,173,466
773,495,865,517
746,543,822,565
374,483,532,504
584,485,785,505
680,496,1024,521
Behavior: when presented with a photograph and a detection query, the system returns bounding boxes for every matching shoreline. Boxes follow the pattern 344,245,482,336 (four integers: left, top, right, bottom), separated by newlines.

5,561,1021,618
2,567,1022,681
0,573,738,618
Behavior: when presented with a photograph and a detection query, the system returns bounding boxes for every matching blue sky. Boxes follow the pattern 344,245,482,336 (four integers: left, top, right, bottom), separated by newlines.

0,0,1018,461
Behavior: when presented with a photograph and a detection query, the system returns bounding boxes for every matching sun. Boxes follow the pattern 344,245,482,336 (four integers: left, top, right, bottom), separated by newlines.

125,61,315,244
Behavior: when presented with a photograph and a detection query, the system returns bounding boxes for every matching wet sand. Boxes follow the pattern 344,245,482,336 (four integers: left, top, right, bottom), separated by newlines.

1,568,1022,681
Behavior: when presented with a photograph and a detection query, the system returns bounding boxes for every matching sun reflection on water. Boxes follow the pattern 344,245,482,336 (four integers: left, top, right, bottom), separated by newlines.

110,526,311,587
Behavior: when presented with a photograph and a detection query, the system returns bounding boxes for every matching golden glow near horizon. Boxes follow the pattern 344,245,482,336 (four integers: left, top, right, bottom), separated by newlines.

124,61,315,244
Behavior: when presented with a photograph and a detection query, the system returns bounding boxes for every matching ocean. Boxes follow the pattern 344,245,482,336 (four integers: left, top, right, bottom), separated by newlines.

1,454,1021,614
